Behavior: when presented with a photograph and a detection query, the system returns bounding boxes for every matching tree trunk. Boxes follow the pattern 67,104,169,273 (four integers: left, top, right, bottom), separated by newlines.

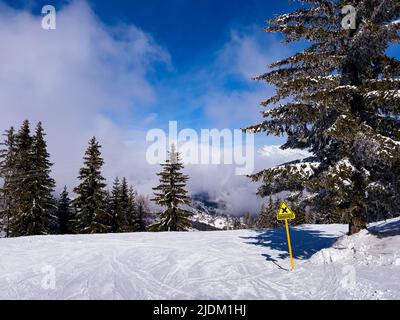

6,212,10,238
348,205,367,235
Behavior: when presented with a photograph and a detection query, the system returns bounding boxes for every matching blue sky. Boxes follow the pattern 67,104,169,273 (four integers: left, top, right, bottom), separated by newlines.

0,0,307,214
2,1,397,214
3,0,299,142
3,0,399,142
6,0,293,67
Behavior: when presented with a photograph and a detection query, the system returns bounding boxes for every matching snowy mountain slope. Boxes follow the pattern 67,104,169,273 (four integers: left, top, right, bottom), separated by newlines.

0,218,399,300
144,193,244,231
190,208,239,230
143,199,239,232
190,194,240,230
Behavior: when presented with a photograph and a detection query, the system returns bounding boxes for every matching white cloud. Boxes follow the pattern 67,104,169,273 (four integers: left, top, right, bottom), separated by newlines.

183,145,310,215
201,27,290,129
0,0,170,193
0,2,306,216
216,28,275,79
259,145,311,161
175,28,303,215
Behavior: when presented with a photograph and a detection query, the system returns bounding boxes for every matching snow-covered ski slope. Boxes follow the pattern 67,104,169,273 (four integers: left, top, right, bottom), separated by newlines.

0,218,399,300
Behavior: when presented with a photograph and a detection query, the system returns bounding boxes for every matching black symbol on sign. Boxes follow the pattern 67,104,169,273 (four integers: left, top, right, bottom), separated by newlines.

282,207,288,214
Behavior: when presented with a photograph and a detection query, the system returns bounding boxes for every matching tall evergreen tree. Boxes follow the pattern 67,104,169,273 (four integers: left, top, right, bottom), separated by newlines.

9,120,33,236
124,181,140,232
57,186,74,234
9,121,55,236
73,137,110,234
135,194,149,232
243,212,256,229
0,127,16,237
30,122,57,233
151,145,192,231
257,197,282,229
110,177,124,233
246,0,400,234
135,195,155,232
104,189,112,223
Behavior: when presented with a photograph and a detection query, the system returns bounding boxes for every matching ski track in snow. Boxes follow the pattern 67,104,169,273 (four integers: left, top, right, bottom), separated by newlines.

0,219,399,300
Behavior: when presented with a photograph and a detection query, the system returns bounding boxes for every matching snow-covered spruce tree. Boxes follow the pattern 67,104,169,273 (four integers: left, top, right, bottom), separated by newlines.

110,177,138,232
9,121,56,236
246,0,400,234
109,177,123,233
73,137,110,234
104,189,112,223
29,122,57,234
0,127,16,237
136,194,150,231
243,212,256,229
7,121,33,236
151,145,192,231
232,217,243,230
257,197,282,229
124,182,140,232
57,186,75,234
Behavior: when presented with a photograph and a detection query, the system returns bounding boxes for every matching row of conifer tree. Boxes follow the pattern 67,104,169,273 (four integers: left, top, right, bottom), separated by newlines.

0,120,192,237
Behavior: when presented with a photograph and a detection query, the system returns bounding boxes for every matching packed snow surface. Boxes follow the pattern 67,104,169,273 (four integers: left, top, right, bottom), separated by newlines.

0,218,399,300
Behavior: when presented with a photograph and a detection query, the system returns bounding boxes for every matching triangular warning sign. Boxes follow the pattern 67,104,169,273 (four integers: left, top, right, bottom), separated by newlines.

277,202,296,221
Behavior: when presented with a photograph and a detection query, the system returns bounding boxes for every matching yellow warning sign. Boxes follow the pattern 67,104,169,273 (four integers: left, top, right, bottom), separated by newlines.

277,202,296,221
277,202,295,271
